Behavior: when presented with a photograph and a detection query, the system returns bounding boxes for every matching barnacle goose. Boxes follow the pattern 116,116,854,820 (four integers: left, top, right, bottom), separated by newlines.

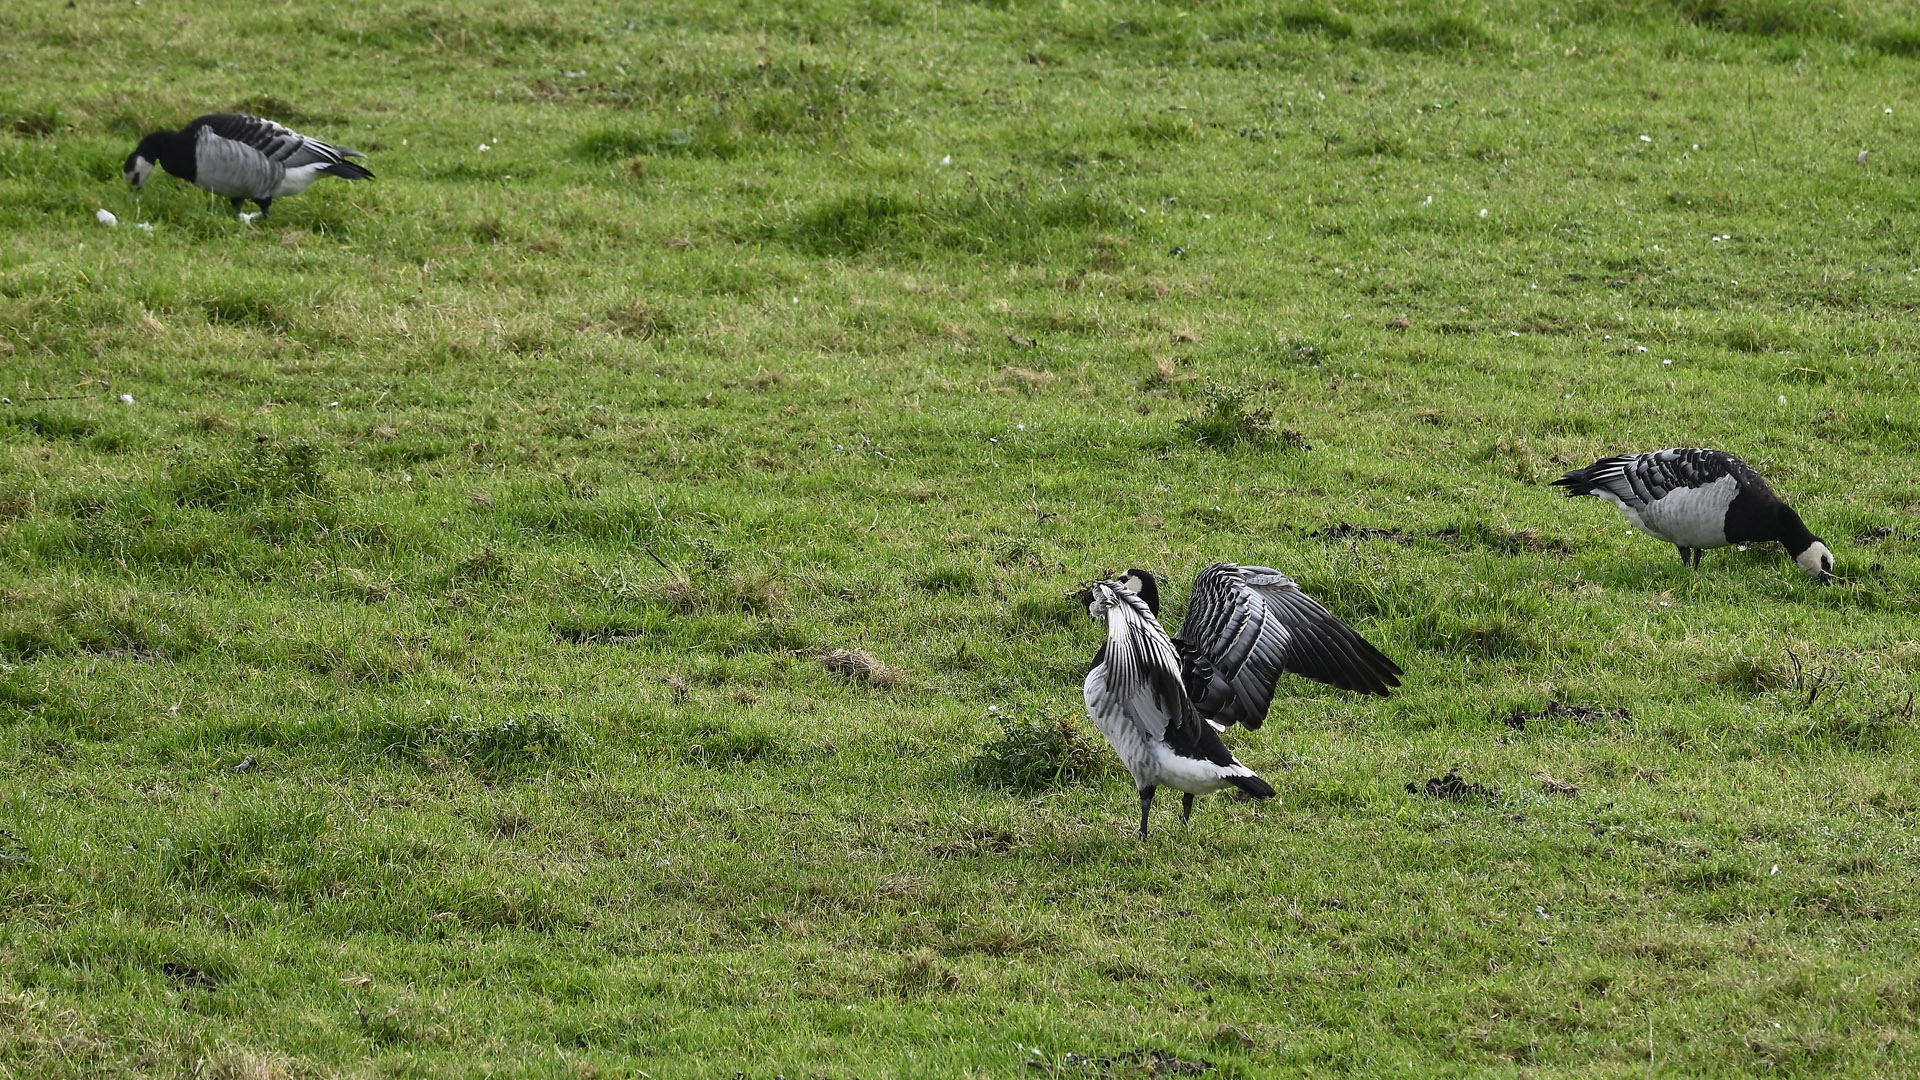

1552,448,1834,583
1083,565,1403,838
124,114,373,218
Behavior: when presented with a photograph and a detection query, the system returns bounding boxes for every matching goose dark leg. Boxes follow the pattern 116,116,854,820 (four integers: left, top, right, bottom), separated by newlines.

229,196,246,214
255,198,273,218
1138,787,1156,840
1693,548,1705,569
1676,544,1691,567
1181,792,1195,826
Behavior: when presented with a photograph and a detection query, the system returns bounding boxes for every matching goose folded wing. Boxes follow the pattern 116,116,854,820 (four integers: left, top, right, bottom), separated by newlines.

193,128,278,195
1177,564,1402,729
198,114,363,168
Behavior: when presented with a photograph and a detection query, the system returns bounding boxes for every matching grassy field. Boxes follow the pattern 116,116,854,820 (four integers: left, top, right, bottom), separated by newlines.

3,0,1920,1075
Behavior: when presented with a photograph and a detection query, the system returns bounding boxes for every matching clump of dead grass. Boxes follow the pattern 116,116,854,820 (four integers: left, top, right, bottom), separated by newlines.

821,647,900,687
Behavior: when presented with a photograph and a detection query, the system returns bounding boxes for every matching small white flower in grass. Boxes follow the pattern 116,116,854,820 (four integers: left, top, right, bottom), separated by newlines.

1536,906,1552,919
1639,135,1652,143
1771,864,1780,876
1692,143,1700,150
478,144,490,152
96,209,118,226
1626,529,1634,535
1662,359,1672,366
1636,346,1648,353
1659,601,1670,607
1779,395,1787,405
1563,392,1574,399
1016,423,1025,430
118,394,134,405
988,705,999,713
1478,208,1488,217
1886,108,1894,115
329,401,340,408
1737,545,1748,552
135,222,153,232
940,155,952,166
238,212,259,224
1509,331,1520,337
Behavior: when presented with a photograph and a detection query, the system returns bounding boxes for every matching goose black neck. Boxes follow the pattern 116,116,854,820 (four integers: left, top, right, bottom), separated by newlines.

1125,568,1160,616
139,130,196,182
1775,505,1818,556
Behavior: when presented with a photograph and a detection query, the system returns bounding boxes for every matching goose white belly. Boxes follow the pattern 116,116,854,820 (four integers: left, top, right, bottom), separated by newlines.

1596,474,1737,548
1146,744,1251,796
1085,662,1248,795
273,163,332,196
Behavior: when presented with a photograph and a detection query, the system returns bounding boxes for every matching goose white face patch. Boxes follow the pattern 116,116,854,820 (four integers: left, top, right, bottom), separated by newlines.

125,157,155,188
1796,541,1835,582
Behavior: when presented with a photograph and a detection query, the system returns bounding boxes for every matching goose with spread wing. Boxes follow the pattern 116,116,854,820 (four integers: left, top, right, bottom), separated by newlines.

1083,564,1402,838
124,114,373,218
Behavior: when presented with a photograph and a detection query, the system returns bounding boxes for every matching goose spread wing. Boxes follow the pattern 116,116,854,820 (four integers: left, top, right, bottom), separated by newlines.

1175,563,1402,729
1084,581,1203,747
196,114,364,170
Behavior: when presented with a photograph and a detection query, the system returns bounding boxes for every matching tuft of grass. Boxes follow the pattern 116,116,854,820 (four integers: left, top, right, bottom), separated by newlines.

1282,5,1356,38
821,647,900,687
1178,380,1278,450
969,709,1119,794
168,442,331,509
453,712,589,770
6,103,64,138
1673,0,1843,36
1869,24,1920,55
1371,15,1492,53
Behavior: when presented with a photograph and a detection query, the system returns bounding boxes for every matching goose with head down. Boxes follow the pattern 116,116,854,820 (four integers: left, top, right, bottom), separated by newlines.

1551,448,1833,583
124,113,373,219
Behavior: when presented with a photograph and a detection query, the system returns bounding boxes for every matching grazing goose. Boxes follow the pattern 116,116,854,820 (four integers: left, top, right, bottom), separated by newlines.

1083,565,1403,838
123,114,372,218
1552,448,1833,583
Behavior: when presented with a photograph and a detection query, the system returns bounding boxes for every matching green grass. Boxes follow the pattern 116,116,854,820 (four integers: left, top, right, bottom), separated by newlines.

3,0,1920,1075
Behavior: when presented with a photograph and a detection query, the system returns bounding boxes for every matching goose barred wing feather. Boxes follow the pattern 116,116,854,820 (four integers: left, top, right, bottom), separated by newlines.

1083,582,1204,747
195,114,366,168
1175,564,1403,729
1553,448,1759,508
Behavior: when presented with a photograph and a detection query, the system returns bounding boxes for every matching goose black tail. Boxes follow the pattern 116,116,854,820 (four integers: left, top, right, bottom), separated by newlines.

1550,470,1595,497
324,160,374,181
1227,773,1275,799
